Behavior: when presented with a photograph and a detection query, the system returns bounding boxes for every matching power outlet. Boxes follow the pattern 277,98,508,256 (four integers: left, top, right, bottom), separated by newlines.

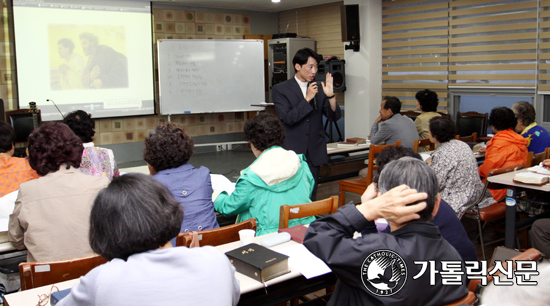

227,144,232,150
216,144,224,151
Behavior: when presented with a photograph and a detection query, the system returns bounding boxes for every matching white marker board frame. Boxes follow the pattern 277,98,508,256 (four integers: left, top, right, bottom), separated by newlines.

157,39,265,115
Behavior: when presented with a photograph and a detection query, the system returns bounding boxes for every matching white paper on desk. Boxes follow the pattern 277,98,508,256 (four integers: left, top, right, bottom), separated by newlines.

210,174,236,195
278,244,332,279
0,190,17,219
420,153,431,161
527,166,550,175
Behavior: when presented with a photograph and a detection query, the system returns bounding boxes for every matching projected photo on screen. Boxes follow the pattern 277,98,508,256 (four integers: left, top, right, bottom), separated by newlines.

13,0,155,121
49,26,129,91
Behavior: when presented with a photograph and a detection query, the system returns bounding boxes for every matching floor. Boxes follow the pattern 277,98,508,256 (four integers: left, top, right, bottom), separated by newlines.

119,146,503,260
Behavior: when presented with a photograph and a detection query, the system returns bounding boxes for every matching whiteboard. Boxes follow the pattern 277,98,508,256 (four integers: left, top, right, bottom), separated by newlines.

157,39,265,115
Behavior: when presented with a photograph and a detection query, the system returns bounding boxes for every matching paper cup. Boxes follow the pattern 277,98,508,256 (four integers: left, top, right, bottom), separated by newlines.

239,229,255,245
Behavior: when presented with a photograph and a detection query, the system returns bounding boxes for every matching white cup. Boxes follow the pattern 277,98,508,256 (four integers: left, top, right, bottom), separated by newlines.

238,229,255,245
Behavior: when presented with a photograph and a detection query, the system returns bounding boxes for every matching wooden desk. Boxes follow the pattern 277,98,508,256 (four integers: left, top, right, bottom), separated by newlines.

216,234,336,306
487,169,550,248
5,279,79,306
5,234,335,306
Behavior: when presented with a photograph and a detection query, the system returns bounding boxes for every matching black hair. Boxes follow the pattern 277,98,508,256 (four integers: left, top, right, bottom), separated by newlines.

373,146,422,184
57,38,75,52
0,121,15,153
429,116,456,143
79,32,99,46
489,107,517,132
63,110,95,143
382,96,402,114
244,114,285,152
292,48,321,72
415,89,439,112
512,101,536,127
89,173,183,261
144,123,195,172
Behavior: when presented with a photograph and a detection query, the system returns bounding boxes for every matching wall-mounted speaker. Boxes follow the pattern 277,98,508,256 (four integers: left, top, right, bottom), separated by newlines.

341,4,360,42
0,99,4,122
315,60,346,92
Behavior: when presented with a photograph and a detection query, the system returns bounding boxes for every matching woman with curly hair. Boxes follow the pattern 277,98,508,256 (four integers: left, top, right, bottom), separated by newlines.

479,107,528,201
144,123,218,245
63,110,119,180
414,89,441,141
8,122,109,262
214,114,315,235
427,116,494,216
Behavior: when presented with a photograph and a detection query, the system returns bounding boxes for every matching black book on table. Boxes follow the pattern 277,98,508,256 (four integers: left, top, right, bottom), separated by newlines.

225,243,289,283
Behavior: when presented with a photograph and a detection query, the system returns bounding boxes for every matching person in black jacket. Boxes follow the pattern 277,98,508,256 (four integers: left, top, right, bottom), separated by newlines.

272,48,341,200
303,157,468,306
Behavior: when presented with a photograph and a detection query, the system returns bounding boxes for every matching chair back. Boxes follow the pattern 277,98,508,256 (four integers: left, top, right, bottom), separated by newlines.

412,138,435,153
455,132,477,143
525,149,549,168
467,248,542,292
456,111,488,137
19,254,108,291
437,111,451,118
176,218,257,248
279,196,338,229
400,110,419,121
365,141,401,185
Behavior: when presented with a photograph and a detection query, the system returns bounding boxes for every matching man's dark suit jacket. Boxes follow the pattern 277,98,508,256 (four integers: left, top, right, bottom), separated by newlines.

272,77,341,166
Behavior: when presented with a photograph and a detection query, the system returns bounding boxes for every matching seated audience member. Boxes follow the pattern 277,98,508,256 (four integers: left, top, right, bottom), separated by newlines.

304,157,468,305
530,218,550,256
0,122,39,197
479,107,528,201
144,123,219,245
9,123,109,262
368,146,477,262
427,116,494,216
215,114,315,235
57,174,239,306
370,96,419,148
63,110,119,180
414,89,441,141
481,263,550,306
511,101,550,154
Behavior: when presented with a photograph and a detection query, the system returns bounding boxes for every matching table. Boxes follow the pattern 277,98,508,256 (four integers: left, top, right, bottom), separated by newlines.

487,169,550,248
5,234,335,306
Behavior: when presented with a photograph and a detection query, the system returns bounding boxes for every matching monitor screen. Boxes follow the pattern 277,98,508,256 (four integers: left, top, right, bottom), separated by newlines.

8,112,40,143
12,0,156,121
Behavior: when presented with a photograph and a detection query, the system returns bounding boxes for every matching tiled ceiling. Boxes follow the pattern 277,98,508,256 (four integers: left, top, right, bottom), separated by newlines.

150,0,342,12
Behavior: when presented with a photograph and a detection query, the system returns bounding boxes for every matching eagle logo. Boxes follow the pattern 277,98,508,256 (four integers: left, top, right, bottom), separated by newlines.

361,250,407,296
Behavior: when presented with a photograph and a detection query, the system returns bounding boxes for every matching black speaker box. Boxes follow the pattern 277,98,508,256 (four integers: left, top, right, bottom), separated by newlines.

341,4,360,42
0,99,4,122
315,60,346,92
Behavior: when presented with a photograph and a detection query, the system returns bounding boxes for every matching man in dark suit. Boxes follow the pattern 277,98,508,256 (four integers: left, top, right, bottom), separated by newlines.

272,48,341,200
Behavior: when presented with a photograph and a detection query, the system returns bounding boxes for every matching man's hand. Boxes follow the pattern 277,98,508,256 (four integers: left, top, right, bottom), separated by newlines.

357,185,427,224
375,115,382,124
305,82,318,102
90,78,103,89
425,157,432,165
90,65,101,80
543,159,550,170
361,183,378,202
321,72,334,97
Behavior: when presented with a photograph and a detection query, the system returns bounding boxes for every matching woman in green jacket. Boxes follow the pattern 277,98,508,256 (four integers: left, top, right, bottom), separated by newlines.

214,114,315,236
